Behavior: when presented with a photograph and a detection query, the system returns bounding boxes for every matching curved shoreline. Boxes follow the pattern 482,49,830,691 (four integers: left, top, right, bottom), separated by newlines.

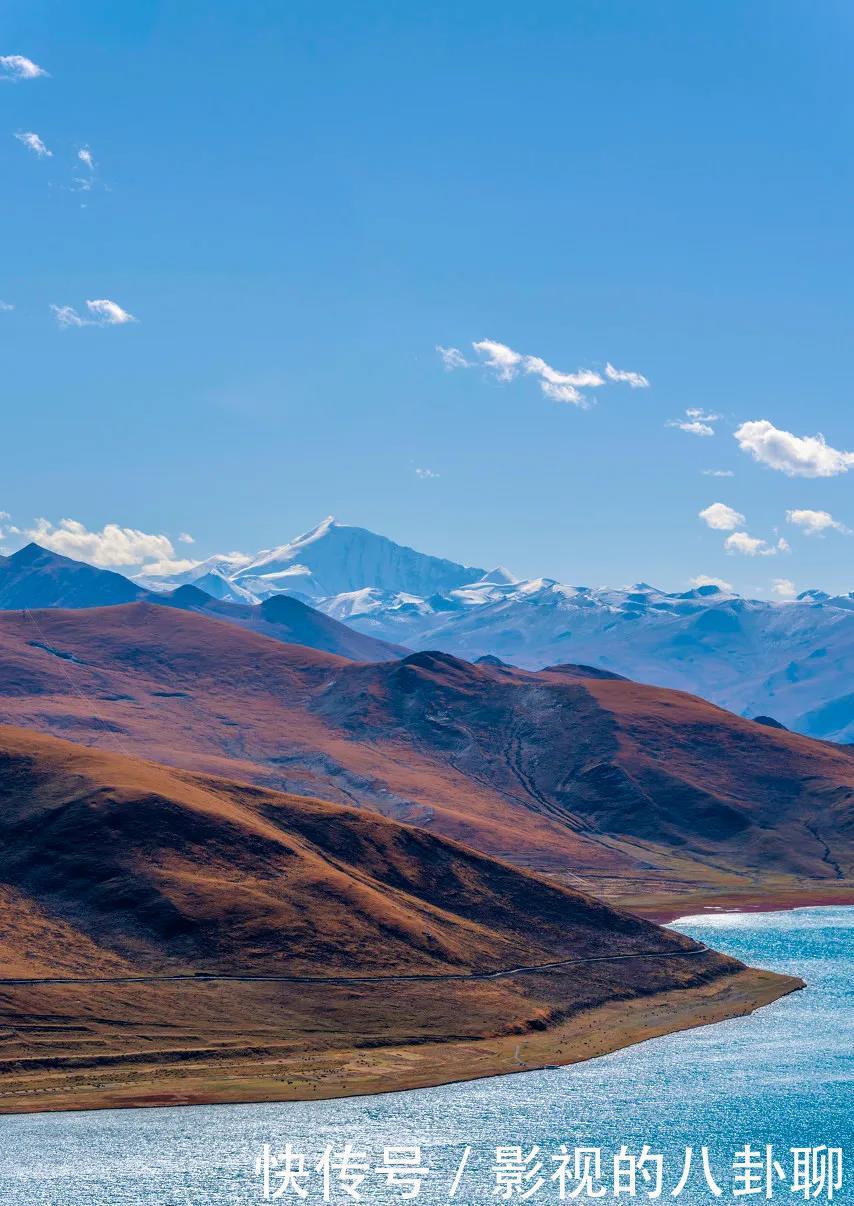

0,962,801,1116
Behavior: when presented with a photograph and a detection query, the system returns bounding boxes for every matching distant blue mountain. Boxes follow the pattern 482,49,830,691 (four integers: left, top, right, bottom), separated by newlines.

0,544,148,609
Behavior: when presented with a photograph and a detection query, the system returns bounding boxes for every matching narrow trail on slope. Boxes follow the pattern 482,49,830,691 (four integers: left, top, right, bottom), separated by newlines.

0,945,709,988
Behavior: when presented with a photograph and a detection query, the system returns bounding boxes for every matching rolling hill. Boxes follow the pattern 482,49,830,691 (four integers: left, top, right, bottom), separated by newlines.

159,584,407,661
0,725,799,1112
0,602,850,915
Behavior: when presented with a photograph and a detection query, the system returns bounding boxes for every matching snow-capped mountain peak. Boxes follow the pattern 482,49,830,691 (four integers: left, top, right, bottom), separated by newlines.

131,516,853,742
476,566,519,585
145,517,488,605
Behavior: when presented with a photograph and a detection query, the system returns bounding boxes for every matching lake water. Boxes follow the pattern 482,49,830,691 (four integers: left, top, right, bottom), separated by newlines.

0,907,850,1204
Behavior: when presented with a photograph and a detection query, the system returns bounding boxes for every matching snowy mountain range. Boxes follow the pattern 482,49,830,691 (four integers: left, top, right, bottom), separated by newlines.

142,517,854,742
142,516,486,604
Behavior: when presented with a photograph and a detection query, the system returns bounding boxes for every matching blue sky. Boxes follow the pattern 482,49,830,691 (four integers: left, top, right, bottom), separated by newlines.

2,0,853,596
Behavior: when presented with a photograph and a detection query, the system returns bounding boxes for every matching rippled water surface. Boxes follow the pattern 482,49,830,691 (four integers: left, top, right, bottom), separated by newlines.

0,907,850,1204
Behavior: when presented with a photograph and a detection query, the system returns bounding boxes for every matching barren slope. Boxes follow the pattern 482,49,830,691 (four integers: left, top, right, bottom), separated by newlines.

0,604,850,912
0,725,799,1113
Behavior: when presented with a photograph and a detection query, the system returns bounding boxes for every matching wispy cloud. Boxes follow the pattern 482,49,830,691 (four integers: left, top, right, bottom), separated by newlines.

0,301,14,312
521,355,604,404
472,339,525,381
415,467,439,480
471,339,595,405
702,469,734,477
673,419,714,436
440,339,648,408
735,420,854,478
50,305,86,328
699,502,745,531
668,408,720,437
51,298,137,327
28,518,179,569
72,146,98,192
689,574,733,591
14,130,51,157
785,508,851,537
604,363,650,388
0,511,22,547
724,531,788,557
0,55,48,81
178,532,195,544
88,299,135,324
436,345,471,370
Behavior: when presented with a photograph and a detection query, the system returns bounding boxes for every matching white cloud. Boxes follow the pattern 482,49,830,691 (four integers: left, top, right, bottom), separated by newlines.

50,304,87,328
443,338,650,408
724,531,787,557
436,345,470,370
734,419,854,478
689,574,733,591
673,420,714,436
604,363,649,388
78,146,94,170
139,555,199,576
471,339,639,408
785,508,851,536
87,298,135,324
0,301,13,312
772,578,797,600
27,518,178,568
521,356,603,405
699,502,745,531
178,532,195,544
51,298,137,327
472,339,523,381
669,408,719,437
415,467,439,479
702,469,734,477
14,130,51,157
0,55,48,81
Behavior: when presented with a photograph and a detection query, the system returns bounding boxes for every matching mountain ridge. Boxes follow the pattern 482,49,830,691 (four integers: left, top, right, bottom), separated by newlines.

0,602,849,915
136,517,854,741
6,523,854,740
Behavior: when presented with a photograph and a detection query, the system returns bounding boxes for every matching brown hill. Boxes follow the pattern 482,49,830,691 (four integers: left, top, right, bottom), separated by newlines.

0,724,685,978
0,603,851,914
157,584,409,662
0,725,798,1113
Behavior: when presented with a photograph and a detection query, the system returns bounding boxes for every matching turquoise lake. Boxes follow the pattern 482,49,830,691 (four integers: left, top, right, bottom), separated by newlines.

0,907,850,1204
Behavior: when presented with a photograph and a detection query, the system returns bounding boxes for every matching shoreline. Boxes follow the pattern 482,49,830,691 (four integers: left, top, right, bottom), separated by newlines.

618,886,854,926
0,964,801,1116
